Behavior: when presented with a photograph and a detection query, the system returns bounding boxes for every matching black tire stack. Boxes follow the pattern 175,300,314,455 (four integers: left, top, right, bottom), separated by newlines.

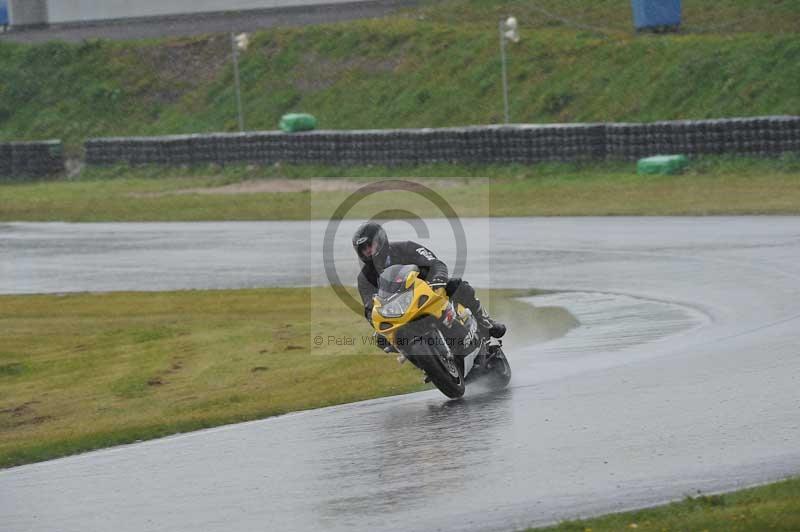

605,116,800,161
0,141,64,179
82,116,800,169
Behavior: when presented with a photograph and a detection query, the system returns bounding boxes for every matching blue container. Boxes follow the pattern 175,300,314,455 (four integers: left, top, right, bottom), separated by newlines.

631,0,681,30
0,1,8,27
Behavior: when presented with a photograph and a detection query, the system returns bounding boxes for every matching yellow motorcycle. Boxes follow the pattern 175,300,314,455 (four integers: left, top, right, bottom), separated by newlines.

372,264,511,398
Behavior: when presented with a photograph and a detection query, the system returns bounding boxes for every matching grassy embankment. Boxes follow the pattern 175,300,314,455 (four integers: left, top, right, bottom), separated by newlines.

1,1,798,218
531,476,800,531
1,0,798,217
1,157,800,221
0,1,798,155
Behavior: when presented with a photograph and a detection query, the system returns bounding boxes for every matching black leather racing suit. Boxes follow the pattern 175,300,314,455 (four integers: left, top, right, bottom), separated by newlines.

357,240,482,324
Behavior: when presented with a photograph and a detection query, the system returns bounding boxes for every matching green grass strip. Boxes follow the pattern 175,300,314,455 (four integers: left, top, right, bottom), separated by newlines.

531,476,800,531
2,156,800,221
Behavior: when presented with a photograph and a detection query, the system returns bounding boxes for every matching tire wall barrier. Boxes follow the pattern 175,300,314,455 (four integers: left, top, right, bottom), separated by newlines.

606,116,800,160
83,115,800,168
85,124,607,167
0,140,65,179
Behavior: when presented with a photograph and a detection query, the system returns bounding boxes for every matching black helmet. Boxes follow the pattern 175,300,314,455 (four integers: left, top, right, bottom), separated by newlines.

352,222,389,265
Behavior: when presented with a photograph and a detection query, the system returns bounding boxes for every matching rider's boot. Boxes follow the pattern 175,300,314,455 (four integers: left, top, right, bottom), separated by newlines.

473,302,506,339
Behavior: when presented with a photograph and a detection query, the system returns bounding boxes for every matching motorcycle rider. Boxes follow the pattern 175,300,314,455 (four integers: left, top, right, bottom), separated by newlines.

353,222,506,350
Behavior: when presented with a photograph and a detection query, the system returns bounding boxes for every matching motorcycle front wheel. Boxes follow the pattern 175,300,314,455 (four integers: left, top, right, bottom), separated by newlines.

411,338,465,399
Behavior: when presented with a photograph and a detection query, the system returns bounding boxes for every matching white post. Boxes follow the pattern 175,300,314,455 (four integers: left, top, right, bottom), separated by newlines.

231,32,245,132
499,20,510,125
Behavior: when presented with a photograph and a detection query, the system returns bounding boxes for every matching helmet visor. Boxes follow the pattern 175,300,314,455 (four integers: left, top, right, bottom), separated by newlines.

356,240,379,262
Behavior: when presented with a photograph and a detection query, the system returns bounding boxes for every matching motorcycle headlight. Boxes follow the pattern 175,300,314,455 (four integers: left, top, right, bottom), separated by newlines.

377,290,414,318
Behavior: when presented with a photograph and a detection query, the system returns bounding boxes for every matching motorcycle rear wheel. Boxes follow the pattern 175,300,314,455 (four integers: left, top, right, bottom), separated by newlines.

485,347,512,389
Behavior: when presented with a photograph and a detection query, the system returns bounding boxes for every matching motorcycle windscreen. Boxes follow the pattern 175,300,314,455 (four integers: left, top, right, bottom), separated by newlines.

377,264,420,299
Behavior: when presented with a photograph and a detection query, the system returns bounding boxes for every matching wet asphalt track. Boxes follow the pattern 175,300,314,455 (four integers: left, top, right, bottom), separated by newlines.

1,217,800,531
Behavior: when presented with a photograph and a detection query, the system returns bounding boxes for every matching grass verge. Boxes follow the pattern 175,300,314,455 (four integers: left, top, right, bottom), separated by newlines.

0,287,430,468
531,476,800,531
2,157,800,221
0,287,548,469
